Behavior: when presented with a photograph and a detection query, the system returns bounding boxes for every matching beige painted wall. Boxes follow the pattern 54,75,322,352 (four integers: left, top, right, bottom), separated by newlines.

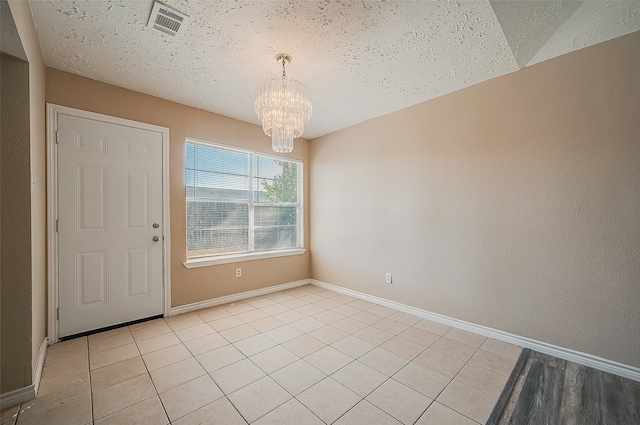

8,0,48,383
1,52,32,394
46,69,311,307
310,31,640,368
0,0,47,394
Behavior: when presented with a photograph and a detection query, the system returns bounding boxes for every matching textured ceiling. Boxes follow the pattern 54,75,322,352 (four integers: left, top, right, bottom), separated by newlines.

29,0,640,139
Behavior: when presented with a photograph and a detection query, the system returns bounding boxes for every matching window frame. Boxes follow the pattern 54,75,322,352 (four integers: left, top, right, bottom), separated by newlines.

183,138,306,268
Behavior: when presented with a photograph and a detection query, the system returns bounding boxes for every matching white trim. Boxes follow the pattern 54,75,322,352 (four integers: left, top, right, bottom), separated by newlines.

310,279,640,382
46,104,172,343
46,104,59,343
170,279,310,316
298,161,305,249
32,338,48,395
184,138,305,263
0,385,34,410
184,248,307,268
162,116,172,317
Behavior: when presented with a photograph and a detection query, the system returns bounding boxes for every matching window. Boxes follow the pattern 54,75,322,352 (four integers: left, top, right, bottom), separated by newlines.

185,140,303,263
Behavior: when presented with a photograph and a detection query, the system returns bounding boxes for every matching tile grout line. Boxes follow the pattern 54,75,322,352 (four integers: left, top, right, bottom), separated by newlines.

209,289,354,424
358,330,442,425
149,322,227,424
265,309,421,424
134,328,173,425
183,302,297,424
257,296,423,424
342,321,498,424
431,341,488,425
86,337,95,425
223,288,318,423
90,329,154,424
37,285,519,425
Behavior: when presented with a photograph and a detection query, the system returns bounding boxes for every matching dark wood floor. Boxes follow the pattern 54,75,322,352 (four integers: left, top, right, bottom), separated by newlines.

489,349,640,425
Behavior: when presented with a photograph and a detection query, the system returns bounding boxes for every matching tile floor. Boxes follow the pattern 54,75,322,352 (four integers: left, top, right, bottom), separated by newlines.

1,284,521,425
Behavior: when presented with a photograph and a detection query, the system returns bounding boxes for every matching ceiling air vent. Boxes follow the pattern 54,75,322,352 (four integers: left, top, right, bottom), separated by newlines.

147,1,189,37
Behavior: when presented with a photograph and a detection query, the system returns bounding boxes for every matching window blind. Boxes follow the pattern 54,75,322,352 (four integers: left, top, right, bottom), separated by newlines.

185,141,301,258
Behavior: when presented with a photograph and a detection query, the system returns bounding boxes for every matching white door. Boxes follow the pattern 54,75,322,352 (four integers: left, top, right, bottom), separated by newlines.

57,114,164,337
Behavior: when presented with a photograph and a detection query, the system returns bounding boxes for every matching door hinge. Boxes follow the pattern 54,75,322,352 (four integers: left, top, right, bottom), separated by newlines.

56,219,59,232
55,131,59,144
57,307,59,320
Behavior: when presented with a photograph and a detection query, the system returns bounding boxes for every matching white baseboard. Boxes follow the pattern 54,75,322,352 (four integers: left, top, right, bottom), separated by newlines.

310,279,640,382
0,338,48,410
170,279,311,316
0,385,34,411
33,338,48,394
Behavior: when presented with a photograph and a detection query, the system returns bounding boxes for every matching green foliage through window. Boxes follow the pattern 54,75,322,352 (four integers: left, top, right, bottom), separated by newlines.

261,161,298,203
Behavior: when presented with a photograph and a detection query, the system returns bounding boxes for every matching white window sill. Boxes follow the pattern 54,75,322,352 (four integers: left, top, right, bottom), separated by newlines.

183,248,307,269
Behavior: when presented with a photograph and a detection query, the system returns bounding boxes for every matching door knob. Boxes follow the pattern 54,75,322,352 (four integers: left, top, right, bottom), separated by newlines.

153,236,160,242
152,223,160,228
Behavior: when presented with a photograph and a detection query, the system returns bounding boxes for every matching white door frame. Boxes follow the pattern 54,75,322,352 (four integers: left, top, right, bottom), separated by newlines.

47,104,172,343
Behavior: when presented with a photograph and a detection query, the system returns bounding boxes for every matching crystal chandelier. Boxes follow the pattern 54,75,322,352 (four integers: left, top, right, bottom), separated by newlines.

254,53,312,153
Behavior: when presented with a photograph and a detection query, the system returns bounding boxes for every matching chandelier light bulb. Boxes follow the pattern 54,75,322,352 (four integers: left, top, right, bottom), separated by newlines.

254,54,312,153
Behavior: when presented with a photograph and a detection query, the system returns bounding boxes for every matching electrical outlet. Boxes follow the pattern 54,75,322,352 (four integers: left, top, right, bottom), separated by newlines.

235,268,242,278
385,273,392,284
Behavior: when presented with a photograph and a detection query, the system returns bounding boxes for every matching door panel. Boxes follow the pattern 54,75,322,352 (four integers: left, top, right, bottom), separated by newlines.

76,249,108,307
58,114,164,337
76,164,107,231
124,247,151,298
125,169,150,229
